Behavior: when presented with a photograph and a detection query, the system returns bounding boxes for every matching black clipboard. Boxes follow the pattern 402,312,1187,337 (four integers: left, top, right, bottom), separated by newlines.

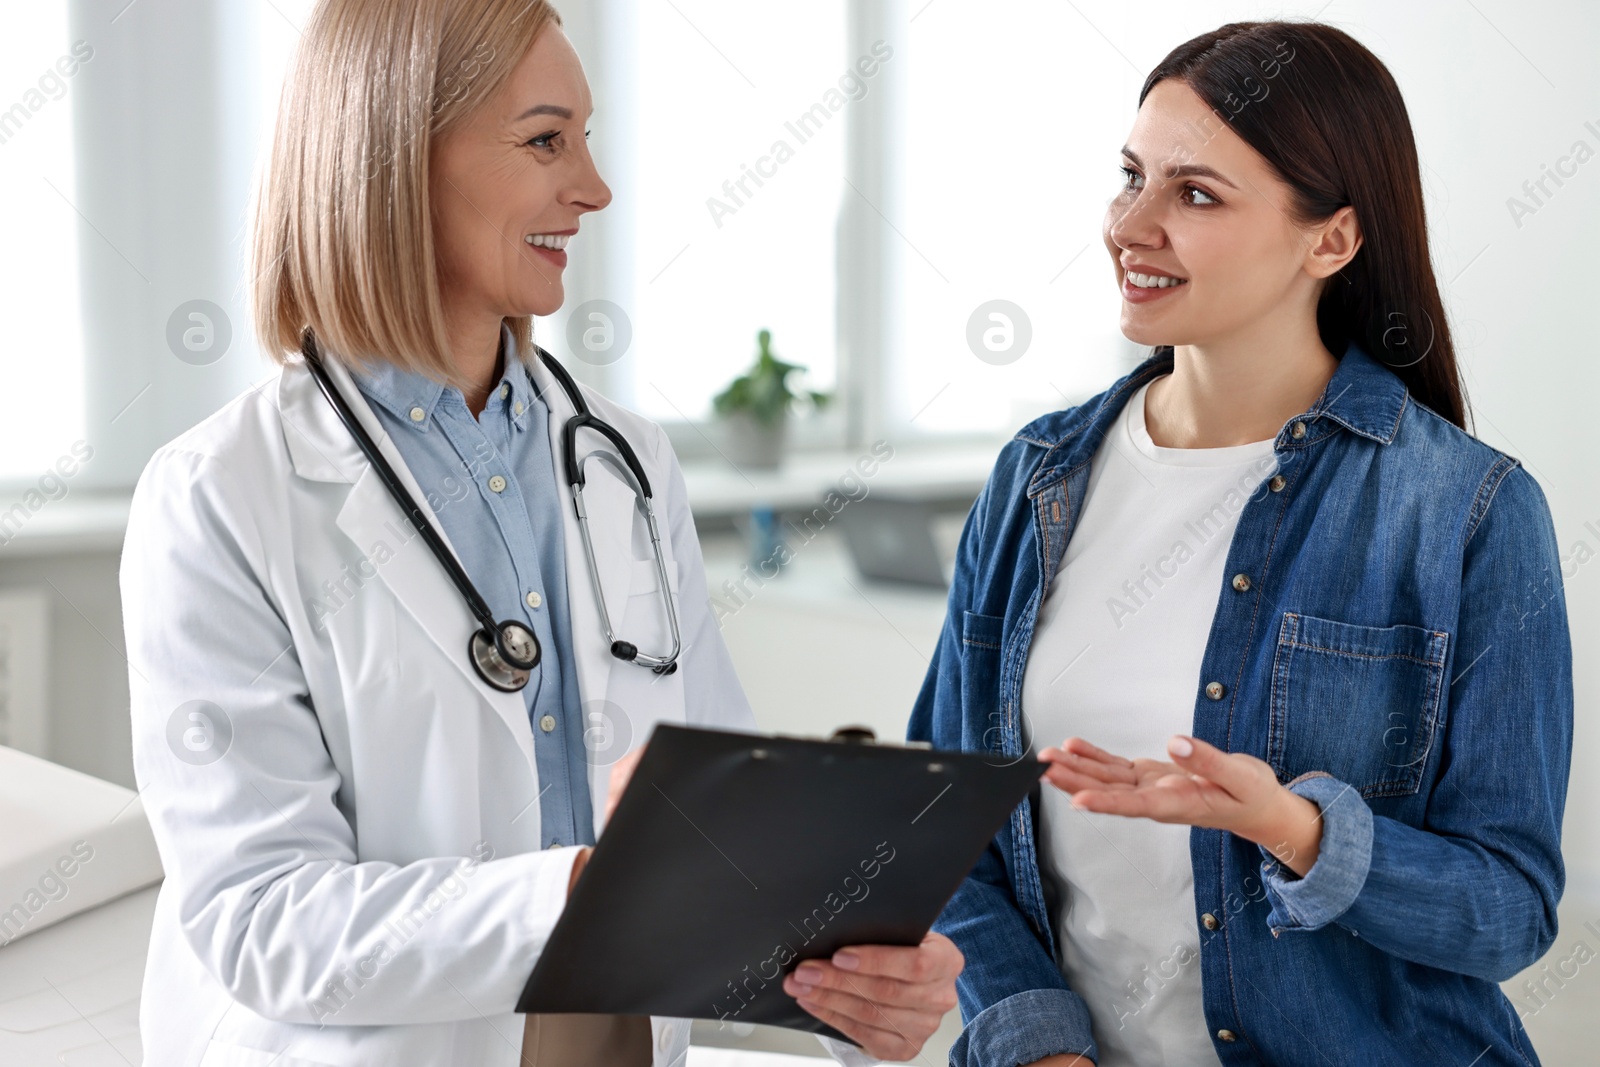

516,723,1044,1043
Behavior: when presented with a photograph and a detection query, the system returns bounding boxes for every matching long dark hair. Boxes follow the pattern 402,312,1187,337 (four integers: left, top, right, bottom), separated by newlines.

1140,21,1471,431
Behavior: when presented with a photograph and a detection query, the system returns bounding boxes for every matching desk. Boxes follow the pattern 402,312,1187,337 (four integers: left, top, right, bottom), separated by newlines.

701,516,960,745
679,441,1001,518
0,885,156,1065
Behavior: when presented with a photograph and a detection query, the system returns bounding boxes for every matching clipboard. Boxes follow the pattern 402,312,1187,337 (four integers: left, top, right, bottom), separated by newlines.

516,723,1045,1043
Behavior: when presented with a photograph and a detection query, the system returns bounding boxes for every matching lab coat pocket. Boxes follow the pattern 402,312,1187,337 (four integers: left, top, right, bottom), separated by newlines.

597,558,687,742
1267,611,1449,799
617,556,682,673
627,556,677,595
622,556,681,636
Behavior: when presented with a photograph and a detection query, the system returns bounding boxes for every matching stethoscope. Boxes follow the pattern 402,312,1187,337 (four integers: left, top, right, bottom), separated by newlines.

300,331,682,693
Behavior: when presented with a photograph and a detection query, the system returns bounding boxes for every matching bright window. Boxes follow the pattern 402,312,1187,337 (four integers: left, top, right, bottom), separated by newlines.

625,0,846,422
896,0,1139,435
0,8,86,482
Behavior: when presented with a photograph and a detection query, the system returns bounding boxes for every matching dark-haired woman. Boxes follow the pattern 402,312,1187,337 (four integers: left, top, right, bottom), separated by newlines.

911,20,1572,1067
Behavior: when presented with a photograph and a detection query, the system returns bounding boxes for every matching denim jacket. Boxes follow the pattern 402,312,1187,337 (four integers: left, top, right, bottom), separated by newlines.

909,341,1573,1067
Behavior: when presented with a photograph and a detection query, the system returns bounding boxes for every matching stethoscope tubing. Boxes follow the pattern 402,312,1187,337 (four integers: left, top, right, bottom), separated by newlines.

301,334,507,644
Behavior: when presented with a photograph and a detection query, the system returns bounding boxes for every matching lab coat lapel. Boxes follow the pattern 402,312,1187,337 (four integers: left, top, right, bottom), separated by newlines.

277,356,540,777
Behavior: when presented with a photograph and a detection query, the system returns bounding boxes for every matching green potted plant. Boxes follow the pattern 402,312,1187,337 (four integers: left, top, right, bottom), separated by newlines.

712,328,830,469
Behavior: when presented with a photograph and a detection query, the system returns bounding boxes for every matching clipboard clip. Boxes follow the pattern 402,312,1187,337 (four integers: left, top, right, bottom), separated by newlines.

828,726,932,750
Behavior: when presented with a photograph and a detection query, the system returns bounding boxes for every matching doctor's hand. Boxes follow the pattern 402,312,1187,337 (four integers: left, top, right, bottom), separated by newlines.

567,745,651,903
566,848,591,900
781,931,963,1061
1038,735,1323,878
602,744,648,828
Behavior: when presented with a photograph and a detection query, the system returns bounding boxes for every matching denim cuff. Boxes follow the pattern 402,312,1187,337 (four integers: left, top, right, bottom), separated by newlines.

1258,772,1373,934
948,988,1098,1067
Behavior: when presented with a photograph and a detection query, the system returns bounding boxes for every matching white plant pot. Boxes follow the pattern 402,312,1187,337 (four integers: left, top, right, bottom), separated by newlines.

722,411,789,470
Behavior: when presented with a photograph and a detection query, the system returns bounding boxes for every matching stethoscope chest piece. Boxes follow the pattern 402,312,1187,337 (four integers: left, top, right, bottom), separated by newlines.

470,620,541,693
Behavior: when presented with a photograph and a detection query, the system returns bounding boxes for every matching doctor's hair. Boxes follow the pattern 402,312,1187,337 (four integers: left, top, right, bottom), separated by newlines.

249,0,562,384
1140,20,1471,432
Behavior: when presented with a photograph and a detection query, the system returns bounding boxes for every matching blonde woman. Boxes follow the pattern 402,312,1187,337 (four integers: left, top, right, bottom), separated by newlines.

120,2,960,1064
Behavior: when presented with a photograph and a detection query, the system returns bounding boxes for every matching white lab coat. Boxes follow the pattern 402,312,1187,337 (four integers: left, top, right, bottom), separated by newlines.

121,350,874,1066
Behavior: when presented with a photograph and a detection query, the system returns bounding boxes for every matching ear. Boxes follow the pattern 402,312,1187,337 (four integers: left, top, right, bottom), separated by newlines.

1304,205,1362,280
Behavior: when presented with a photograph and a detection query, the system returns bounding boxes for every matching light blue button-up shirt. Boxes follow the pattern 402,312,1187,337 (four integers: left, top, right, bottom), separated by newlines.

351,328,594,849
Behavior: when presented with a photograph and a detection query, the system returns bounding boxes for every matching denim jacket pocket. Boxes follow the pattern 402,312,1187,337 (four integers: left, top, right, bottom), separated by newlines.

1267,611,1450,799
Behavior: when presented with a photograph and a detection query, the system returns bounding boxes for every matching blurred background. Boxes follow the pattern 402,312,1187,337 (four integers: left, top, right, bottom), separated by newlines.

0,0,1595,1062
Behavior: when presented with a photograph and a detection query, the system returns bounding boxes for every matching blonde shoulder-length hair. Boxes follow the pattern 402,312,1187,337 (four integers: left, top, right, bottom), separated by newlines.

250,0,561,385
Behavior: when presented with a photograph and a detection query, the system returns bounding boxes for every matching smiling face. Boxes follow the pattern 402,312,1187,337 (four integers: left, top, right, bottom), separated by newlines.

1103,79,1357,350
430,26,611,323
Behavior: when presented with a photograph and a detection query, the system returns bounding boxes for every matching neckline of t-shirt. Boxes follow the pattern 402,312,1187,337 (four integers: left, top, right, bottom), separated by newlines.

1123,379,1278,468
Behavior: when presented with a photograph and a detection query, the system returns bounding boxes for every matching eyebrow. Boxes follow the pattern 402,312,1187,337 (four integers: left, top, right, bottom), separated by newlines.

515,104,574,122
1121,146,1238,190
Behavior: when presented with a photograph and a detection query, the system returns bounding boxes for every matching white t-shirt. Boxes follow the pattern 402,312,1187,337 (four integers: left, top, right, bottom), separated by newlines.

1020,377,1278,1067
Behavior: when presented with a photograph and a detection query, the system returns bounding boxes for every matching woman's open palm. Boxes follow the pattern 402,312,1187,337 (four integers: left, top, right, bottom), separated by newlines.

1037,734,1282,836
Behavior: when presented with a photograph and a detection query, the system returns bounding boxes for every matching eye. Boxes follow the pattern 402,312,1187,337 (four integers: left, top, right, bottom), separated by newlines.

526,129,560,150
1118,164,1143,192
1183,184,1219,206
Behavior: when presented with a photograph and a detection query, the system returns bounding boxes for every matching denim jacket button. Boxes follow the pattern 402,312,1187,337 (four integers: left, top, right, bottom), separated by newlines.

1202,912,1220,931
1205,681,1225,700
1231,573,1251,593
1291,420,1307,438
1217,1029,1238,1042
1268,474,1286,492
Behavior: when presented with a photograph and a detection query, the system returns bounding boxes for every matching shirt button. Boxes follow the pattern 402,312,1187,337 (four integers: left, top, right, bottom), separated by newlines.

1202,912,1220,931
1231,573,1252,593
545,840,560,849
408,406,426,423
539,714,556,732
1290,420,1307,439
500,383,511,399
488,474,507,493
1217,1029,1238,1042
1205,681,1226,701
1269,474,1286,492
526,590,543,609
514,400,525,416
